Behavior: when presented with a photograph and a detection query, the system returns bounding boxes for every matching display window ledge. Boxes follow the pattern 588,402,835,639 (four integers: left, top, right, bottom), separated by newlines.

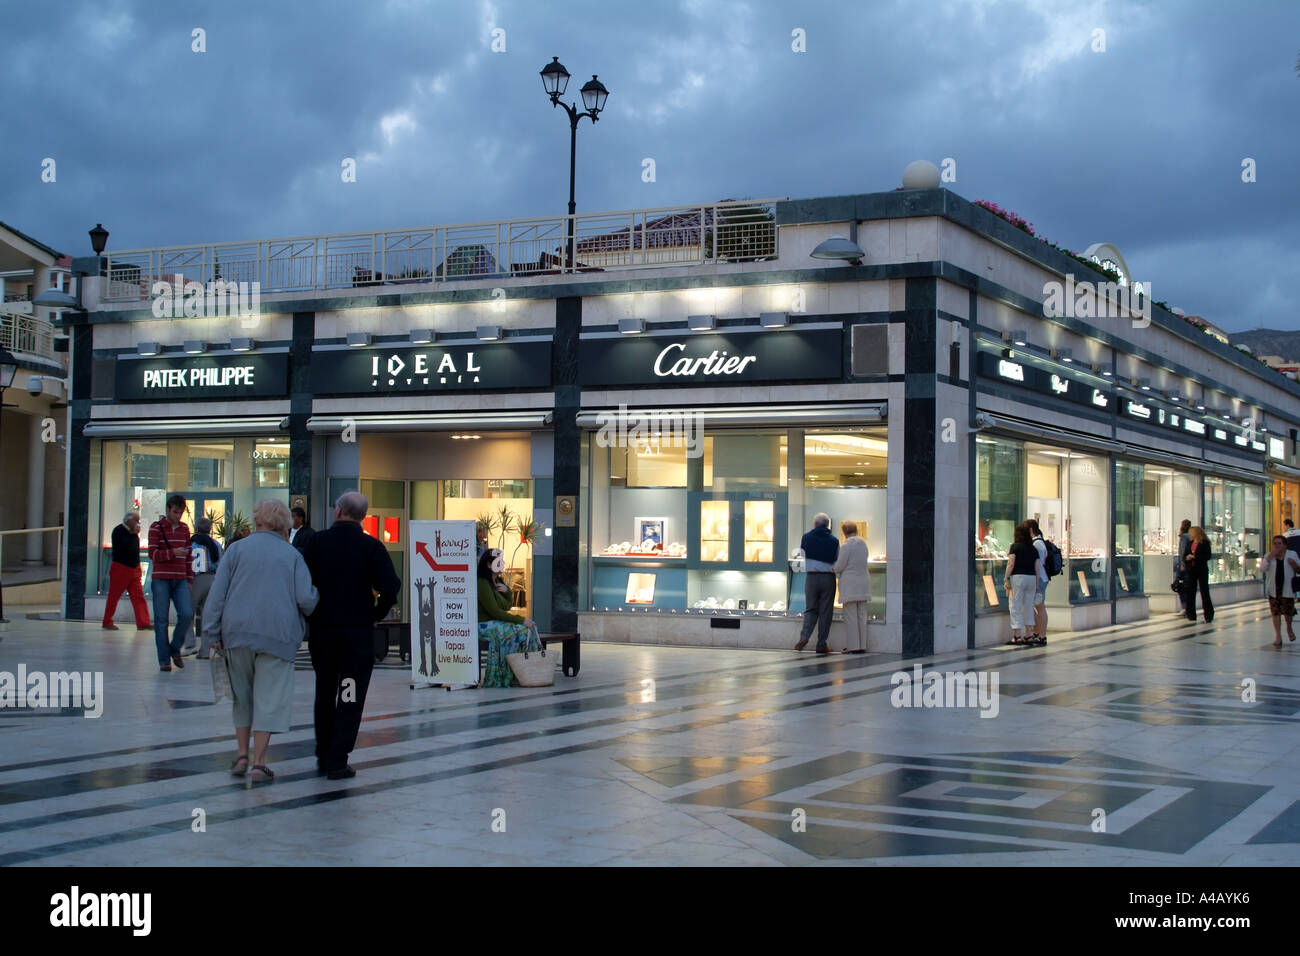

585,607,885,623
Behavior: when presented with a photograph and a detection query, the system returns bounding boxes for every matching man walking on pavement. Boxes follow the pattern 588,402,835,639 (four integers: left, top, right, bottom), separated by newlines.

102,512,152,632
148,495,195,672
302,491,400,780
795,513,840,655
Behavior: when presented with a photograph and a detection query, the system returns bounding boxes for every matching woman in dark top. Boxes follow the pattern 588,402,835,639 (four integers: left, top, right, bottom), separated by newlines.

476,549,540,687
1183,526,1214,623
1175,518,1192,614
1005,522,1043,645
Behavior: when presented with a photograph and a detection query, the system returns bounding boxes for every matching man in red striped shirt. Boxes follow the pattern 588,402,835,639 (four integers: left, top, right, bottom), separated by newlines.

149,494,195,672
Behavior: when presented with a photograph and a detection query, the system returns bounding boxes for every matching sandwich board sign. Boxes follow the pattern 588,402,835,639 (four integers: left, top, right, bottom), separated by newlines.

409,520,479,687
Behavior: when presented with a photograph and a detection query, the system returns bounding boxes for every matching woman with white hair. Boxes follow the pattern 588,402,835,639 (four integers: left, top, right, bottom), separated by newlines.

203,498,318,781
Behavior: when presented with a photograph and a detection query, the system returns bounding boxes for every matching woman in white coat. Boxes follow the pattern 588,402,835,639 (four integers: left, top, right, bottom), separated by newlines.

832,521,871,654
1261,534,1300,647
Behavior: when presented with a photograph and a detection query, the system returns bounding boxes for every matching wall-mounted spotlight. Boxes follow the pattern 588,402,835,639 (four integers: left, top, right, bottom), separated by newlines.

810,236,864,266
760,312,789,328
346,332,371,348
1053,348,1073,363
617,317,646,334
687,314,716,331
1002,329,1028,347
1094,363,1113,377
136,342,159,356
230,338,254,352
476,325,502,341
183,340,206,354
410,329,435,344
1138,378,1152,391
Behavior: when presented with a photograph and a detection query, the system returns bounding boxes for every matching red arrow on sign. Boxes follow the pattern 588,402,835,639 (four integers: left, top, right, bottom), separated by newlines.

416,541,469,572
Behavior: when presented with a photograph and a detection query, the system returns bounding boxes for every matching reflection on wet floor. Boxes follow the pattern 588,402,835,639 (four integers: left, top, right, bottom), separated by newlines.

1,603,1299,865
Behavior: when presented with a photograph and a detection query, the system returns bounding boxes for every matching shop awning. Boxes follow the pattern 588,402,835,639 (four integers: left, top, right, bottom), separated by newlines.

978,413,1268,483
82,416,288,438
974,413,1122,454
306,412,552,433
1266,461,1300,482
574,402,887,429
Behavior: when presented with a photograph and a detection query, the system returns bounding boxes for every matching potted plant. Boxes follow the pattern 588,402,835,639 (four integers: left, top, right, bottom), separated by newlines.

209,509,250,546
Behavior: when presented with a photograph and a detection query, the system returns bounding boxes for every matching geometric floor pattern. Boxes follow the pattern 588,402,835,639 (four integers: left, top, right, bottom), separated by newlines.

2,600,1299,865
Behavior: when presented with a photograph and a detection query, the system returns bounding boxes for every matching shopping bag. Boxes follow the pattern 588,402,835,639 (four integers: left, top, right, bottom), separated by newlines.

210,645,233,703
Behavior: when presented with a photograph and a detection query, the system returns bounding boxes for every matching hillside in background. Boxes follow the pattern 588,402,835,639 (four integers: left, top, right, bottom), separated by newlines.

1230,329,1300,363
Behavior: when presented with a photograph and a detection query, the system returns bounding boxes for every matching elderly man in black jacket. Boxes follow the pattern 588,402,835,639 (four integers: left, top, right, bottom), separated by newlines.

302,491,400,780
795,512,840,654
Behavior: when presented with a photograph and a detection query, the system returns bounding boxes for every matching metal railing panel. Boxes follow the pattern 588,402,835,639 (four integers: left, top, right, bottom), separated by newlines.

98,199,782,301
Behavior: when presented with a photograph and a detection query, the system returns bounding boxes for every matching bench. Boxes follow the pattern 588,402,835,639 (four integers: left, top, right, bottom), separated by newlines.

538,632,580,677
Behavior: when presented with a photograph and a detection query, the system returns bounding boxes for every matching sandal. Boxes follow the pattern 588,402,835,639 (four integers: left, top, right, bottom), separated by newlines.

250,765,274,782
230,755,250,777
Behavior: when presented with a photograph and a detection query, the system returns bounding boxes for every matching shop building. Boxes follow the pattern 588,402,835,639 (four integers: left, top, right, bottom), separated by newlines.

59,185,1300,653
0,222,71,605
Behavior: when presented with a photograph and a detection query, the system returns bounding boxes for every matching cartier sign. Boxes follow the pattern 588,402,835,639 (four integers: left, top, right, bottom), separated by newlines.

580,327,841,387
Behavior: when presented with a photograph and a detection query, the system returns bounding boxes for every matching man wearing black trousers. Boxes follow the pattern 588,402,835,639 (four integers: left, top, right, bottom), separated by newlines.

795,513,840,654
302,491,400,780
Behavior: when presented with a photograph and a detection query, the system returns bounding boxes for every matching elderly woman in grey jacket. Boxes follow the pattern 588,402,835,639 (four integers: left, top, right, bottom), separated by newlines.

832,521,871,654
203,499,318,781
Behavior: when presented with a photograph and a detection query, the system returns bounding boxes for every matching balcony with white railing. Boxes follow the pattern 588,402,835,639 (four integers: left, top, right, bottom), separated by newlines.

0,311,57,361
97,199,782,303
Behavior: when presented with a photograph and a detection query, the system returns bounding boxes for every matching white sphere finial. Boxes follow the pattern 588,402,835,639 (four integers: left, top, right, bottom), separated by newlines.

902,160,941,189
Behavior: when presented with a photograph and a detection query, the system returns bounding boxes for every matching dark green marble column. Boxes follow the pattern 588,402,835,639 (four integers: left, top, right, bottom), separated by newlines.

550,296,581,631
64,321,94,620
901,277,937,656
289,311,314,502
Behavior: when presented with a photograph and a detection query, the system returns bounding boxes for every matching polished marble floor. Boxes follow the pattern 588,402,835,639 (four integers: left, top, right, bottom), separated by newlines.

2,603,1299,866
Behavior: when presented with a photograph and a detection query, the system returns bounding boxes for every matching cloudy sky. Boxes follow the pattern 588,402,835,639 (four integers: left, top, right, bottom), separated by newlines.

3,0,1297,331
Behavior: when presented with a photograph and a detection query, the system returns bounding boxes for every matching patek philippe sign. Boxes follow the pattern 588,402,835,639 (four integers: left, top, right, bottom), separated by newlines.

115,352,288,401
312,341,551,394
978,352,1110,411
578,327,842,387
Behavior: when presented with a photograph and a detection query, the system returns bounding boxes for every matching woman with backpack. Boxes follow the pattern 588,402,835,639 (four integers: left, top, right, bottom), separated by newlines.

1005,522,1042,645
1026,518,1049,645
1184,526,1214,624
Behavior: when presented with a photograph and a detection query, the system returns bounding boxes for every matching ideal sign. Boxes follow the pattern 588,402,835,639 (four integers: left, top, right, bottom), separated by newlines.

313,341,551,394
409,520,479,687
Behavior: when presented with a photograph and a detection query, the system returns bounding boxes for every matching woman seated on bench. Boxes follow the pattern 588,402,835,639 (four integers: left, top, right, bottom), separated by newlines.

477,548,541,687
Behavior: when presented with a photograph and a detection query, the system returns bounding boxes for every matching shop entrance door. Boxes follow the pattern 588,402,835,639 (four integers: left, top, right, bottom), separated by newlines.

174,491,234,535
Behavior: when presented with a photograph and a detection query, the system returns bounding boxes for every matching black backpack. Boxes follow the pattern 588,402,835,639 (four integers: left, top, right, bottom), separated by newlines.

1040,538,1064,578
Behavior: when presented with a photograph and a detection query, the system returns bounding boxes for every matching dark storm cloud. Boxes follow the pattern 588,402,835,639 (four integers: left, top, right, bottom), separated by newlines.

2,0,1296,330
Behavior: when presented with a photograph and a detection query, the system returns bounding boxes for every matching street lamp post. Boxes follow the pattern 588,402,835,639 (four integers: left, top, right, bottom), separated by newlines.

539,57,609,270
0,347,19,625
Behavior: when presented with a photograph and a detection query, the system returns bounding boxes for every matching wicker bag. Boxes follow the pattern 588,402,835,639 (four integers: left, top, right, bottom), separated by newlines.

507,644,553,687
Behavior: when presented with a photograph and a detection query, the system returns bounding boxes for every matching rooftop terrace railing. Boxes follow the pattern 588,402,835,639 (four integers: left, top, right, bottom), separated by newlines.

99,199,782,303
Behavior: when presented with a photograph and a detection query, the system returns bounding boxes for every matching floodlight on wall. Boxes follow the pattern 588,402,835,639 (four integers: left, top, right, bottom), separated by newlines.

183,340,206,354
1095,363,1113,377
346,332,371,348
687,314,716,331
410,329,435,344
230,338,254,352
476,325,502,341
1196,403,1206,411
1138,378,1152,391
1053,348,1073,363
617,317,646,334
809,236,864,265
760,312,789,328
1010,330,1028,347
136,342,160,356
32,287,80,309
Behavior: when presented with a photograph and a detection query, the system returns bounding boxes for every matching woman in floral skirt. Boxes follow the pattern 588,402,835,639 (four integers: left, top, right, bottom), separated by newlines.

477,548,540,687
